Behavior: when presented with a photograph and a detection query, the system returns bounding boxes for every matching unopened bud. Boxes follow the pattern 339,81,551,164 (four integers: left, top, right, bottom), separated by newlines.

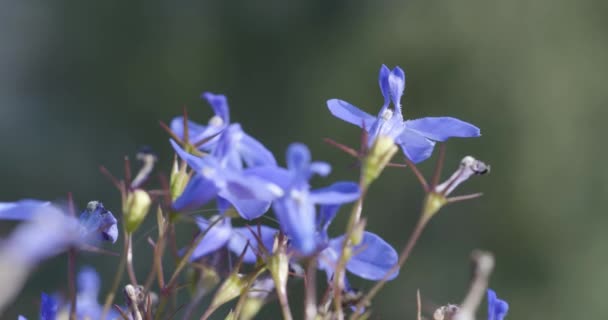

240,276,274,320
123,189,151,233
362,135,398,187
170,158,190,201
209,273,247,311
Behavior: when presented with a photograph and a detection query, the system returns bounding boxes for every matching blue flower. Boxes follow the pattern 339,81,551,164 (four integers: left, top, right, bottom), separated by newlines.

250,143,360,255
170,135,279,219
327,65,480,163
0,200,118,245
315,205,399,282
19,268,120,320
487,289,509,320
78,201,118,244
171,92,230,149
189,215,278,264
71,267,120,319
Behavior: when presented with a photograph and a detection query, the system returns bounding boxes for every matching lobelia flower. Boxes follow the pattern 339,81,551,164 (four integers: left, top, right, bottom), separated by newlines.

249,143,361,255
327,64,480,163
0,201,118,313
315,205,399,282
487,289,509,320
18,292,58,320
170,120,280,219
188,215,278,263
170,92,231,150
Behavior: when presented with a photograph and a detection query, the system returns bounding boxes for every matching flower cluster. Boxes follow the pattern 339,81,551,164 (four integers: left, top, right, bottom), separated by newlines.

0,65,509,320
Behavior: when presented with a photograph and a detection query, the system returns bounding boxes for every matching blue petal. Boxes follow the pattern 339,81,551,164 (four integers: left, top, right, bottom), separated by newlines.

310,182,360,205
388,67,405,111
318,204,341,235
202,92,230,125
240,133,277,167
396,128,436,163
309,162,331,177
169,139,210,171
245,166,291,191
77,266,100,297
169,117,216,147
327,99,376,129
18,316,27,320
190,216,232,261
487,289,509,320
5,208,82,264
378,65,391,109
172,174,219,212
329,232,399,280
40,292,58,320
406,117,481,142
78,202,118,244
0,200,50,220
219,196,271,220
273,195,317,255
286,143,311,174
228,225,278,263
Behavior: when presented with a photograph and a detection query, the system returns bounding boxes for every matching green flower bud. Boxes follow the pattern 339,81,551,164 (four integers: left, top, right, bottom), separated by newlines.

123,189,151,233
362,135,398,187
349,219,367,246
170,158,190,201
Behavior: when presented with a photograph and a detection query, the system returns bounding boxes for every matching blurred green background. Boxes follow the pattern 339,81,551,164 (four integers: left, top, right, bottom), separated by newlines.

1,0,606,319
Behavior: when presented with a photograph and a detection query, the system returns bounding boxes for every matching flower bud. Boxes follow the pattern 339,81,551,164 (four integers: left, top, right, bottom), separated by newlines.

123,189,151,233
362,135,398,187
170,158,189,201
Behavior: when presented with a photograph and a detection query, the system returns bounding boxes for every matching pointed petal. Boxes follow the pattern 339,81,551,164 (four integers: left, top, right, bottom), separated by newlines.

396,128,436,163
378,65,391,108
202,92,230,125
0,200,51,220
220,197,271,220
286,143,311,173
240,133,277,167
487,289,509,320
318,204,341,235
273,195,317,255
229,225,278,263
327,99,376,128
406,117,480,142
310,182,360,205
172,174,219,212
170,139,209,171
388,67,405,111
329,232,399,280
245,166,291,191
190,216,232,261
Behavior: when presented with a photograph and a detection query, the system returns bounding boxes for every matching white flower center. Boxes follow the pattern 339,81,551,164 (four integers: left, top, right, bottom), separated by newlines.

208,115,224,127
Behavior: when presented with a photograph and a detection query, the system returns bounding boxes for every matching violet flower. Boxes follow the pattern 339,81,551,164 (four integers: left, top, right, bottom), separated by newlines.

250,143,360,255
487,289,509,320
327,65,480,163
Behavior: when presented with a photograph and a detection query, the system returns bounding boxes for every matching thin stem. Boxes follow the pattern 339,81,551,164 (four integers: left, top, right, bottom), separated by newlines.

304,258,318,320
453,251,495,320
351,214,431,318
416,289,422,320
66,192,77,320
447,192,484,203
403,156,430,192
276,283,294,320
431,143,446,189
126,232,138,285
101,244,127,319
68,248,77,320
